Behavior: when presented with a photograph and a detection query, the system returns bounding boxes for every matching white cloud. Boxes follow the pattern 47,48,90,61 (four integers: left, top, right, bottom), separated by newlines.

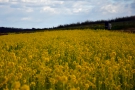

26,8,33,12
101,4,118,14
21,17,31,21
100,3,130,15
10,0,18,2
0,0,9,2
41,6,57,14
21,0,38,3
73,8,82,13
72,2,93,13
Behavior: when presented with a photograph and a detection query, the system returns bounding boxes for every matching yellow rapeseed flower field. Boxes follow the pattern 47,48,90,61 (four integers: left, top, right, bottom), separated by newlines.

0,29,135,90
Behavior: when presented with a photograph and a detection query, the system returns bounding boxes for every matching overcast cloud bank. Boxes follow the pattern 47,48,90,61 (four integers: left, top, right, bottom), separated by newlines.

0,0,135,28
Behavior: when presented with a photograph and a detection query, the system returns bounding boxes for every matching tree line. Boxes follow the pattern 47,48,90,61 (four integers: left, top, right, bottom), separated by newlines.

0,15,135,34
54,15,135,30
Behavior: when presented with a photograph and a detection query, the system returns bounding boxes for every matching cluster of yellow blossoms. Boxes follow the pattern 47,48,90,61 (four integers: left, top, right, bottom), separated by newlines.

0,29,135,90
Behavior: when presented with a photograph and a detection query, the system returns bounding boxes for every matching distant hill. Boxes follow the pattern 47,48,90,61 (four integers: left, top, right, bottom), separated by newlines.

0,15,135,34
54,15,135,30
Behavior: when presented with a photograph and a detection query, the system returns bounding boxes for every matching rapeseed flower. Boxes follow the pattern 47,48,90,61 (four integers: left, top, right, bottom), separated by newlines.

12,81,21,89
20,84,30,90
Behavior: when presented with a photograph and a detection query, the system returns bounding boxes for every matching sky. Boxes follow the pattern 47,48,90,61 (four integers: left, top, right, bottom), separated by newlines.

0,0,135,28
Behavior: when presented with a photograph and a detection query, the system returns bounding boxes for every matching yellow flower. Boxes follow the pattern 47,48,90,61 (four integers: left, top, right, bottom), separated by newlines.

50,78,56,84
70,87,77,90
49,88,53,90
28,55,33,59
11,52,16,60
23,79,27,83
45,58,50,62
0,76,8,88
61,76,68,83
12,81,21,89
76,65,81,70
8,62,15,67
3,87,9,90
18,66,23,71
110,52,116,57
132,69,135,73
17,73,22,79
23,58,27,63
70,75,76,83
85,83,89,89
128,56,132,60
20,84,30,90
30,82,36,86
105,60,110,65
42,57,50,62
